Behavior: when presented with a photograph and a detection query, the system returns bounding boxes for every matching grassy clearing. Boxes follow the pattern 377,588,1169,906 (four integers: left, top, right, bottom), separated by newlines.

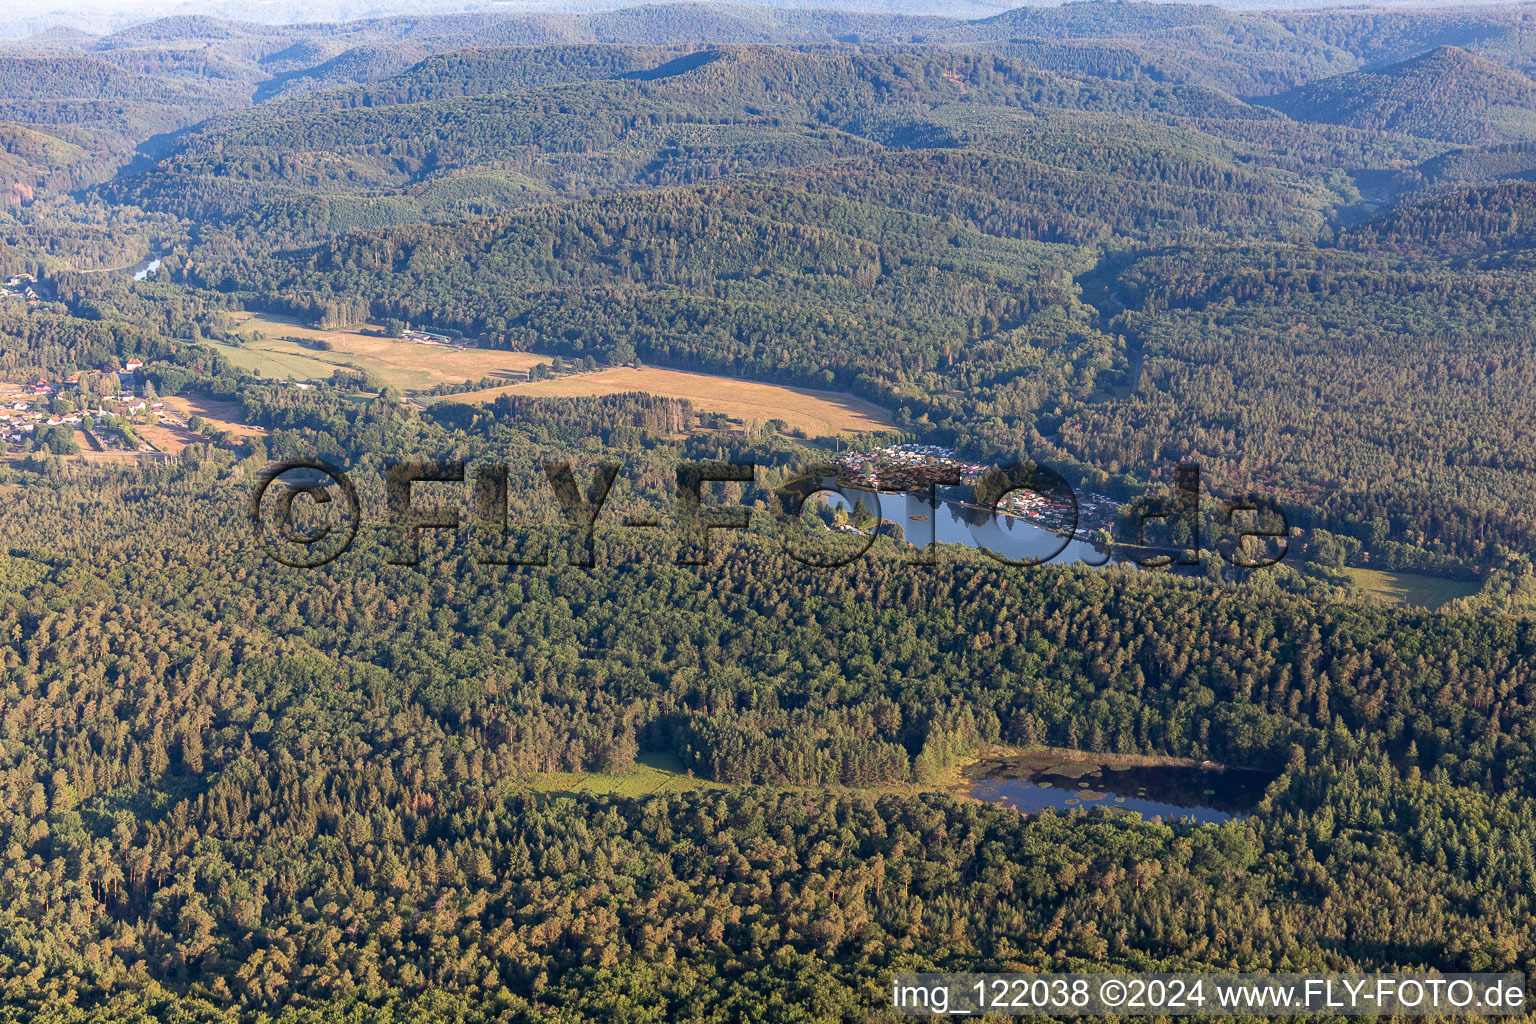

529,752,725,799
205,338,342,382
443,366,894,436
1345,566,1480,609
528,751,980,801
218,312,549,390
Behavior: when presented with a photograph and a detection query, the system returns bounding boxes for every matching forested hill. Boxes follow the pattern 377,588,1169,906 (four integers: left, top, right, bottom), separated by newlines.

104,45,1274,239
963,2,1358,96
1346,179,1536,254
0,4,956,191
15,0,1536,194
1262,45,1536,144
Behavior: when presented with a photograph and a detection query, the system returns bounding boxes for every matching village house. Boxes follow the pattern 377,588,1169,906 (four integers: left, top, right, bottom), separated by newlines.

0,275,33,300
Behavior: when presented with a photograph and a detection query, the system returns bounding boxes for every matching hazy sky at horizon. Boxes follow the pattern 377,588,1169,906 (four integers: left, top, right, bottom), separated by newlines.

5,0,1035,39
4,0,1001,32
13,0,946,13
4,0,1496,39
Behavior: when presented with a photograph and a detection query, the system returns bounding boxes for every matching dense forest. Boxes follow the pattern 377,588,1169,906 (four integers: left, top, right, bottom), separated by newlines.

3,1,1536,1020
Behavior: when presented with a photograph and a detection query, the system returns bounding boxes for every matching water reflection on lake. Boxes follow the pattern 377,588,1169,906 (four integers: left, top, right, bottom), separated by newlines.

966,754,1275,825
876,489,1132,568
812,484,1139,568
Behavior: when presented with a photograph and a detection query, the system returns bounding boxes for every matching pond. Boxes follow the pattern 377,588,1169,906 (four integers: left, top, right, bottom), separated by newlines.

964,753,1276,825
814,486,1140,568
878,489,1136,568
817,488,1142,568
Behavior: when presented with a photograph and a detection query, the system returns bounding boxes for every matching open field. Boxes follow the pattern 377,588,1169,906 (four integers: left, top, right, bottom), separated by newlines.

137,422,202,454
529,750,978,800
207,338,345,381
163,392,265,439
218,313,549,390
1345,567,1480,609
218,315,890,434
529,752,724,799
443,366,894,436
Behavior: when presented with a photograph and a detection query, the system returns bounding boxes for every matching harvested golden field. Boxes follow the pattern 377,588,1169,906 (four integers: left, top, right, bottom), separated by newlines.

219,313,549,390
442,367,893,437
163,392,266,439
137,422,202,454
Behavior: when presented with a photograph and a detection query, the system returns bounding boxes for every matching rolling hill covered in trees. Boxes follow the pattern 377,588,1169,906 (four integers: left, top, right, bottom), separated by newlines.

1262,45,1536,144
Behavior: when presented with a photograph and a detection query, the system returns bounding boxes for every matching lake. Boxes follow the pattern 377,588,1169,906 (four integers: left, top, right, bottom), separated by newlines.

965,753,1275,825
820,485,1138,568
879,489,1134,568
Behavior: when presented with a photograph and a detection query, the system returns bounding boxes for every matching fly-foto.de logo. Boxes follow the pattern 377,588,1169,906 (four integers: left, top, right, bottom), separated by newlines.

249,458,1289,570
